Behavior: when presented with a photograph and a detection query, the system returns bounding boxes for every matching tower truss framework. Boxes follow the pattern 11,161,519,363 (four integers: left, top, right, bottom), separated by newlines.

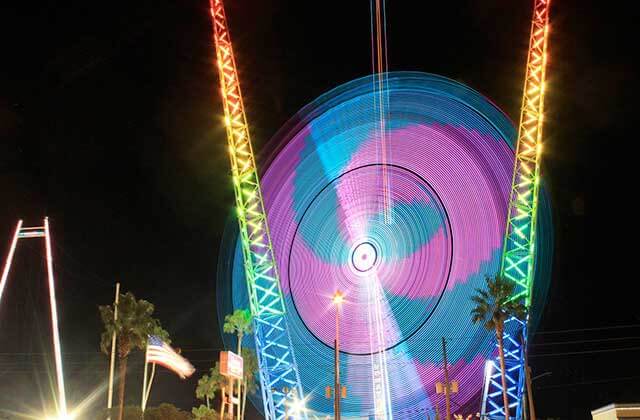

0,218,67,418
482,0,551,418
208,1,306,419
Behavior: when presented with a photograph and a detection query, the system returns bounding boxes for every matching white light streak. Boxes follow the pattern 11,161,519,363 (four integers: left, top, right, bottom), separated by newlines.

0,220,22,305
44,218,68,417
366,274,393,420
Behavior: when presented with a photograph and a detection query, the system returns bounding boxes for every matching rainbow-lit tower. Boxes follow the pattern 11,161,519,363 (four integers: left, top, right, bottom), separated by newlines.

208,1,306,419
482,0,551,418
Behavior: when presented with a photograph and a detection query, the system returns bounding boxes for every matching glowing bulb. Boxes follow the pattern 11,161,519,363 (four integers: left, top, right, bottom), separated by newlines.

287,395,309,418
290,399,306,412
332,291,344,306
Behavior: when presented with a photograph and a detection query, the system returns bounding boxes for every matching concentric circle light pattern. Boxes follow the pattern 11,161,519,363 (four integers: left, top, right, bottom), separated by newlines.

219,72,552,418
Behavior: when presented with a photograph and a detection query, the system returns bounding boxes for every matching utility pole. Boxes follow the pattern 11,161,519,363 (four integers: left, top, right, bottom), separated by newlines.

333,291,344,420
335,338,340,420
523,335,536,420
325,380,346,417
442,337,452,420
106,282,120,419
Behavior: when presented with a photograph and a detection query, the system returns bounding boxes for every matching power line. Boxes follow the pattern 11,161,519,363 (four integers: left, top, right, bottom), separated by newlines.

530,346,640,357
536,375,640,390
0,347,225,356
531,336,640,346
533,324,640,335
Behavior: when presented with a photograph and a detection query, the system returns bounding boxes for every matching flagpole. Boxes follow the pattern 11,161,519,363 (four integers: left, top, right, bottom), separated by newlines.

141,337,194,413
141,343,149,412
143,363,157,410
107,282,120,420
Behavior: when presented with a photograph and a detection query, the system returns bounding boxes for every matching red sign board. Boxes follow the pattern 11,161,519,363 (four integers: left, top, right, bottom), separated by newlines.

220,351,243,380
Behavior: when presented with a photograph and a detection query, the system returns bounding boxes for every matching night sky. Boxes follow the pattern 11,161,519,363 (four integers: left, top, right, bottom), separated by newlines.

1,0,638,418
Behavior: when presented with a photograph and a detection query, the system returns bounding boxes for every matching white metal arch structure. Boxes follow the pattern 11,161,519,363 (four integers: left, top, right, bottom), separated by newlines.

0,218,67,418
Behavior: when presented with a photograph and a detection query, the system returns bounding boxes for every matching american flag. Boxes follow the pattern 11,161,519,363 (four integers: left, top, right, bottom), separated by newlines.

146,335,195,379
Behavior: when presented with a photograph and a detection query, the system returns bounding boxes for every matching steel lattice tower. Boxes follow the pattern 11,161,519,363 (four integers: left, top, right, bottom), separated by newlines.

482,0,551,418
208,1,306,419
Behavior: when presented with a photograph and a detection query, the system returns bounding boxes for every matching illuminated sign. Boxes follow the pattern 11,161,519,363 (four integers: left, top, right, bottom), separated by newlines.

220,351,243,380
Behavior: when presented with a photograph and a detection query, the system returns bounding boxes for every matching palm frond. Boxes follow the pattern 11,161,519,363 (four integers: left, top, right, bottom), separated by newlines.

98,290,170,356
471,274,527,331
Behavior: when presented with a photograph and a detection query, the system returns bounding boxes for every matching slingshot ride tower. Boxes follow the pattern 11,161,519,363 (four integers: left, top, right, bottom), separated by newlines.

208,1,306,419
481,0,552,418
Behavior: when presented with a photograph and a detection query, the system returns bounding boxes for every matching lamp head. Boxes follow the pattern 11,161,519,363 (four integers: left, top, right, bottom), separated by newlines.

332,291,344,305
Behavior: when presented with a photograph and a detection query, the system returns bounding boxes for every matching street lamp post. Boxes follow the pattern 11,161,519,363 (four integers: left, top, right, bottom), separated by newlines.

333,291,344,420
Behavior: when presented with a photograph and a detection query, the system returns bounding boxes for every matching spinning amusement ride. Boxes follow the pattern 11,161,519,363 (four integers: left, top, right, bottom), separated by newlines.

210,0,552,419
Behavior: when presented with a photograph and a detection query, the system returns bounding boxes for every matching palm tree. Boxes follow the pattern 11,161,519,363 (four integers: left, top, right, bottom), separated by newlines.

470,275,526,419
223,309,253,419
196,364,225,409
239,348,259,420
223,309,253,354
196,373,215,409
196,374,214,409
99,291,169,420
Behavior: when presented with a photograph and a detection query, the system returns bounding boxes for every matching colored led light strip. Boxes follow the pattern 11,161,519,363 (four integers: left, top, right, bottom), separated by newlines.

371,0,391,223
367,276,393,420
208,1,306,419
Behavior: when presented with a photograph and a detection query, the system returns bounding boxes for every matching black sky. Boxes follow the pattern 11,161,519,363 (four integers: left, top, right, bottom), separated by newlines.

1,0,638,418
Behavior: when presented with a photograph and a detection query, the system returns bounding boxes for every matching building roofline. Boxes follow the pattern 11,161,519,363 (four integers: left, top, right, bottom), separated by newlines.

591,403,640,415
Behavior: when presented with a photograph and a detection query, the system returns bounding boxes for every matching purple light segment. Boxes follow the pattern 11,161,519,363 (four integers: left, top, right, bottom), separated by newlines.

380,228,449,298
340,123,512,287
